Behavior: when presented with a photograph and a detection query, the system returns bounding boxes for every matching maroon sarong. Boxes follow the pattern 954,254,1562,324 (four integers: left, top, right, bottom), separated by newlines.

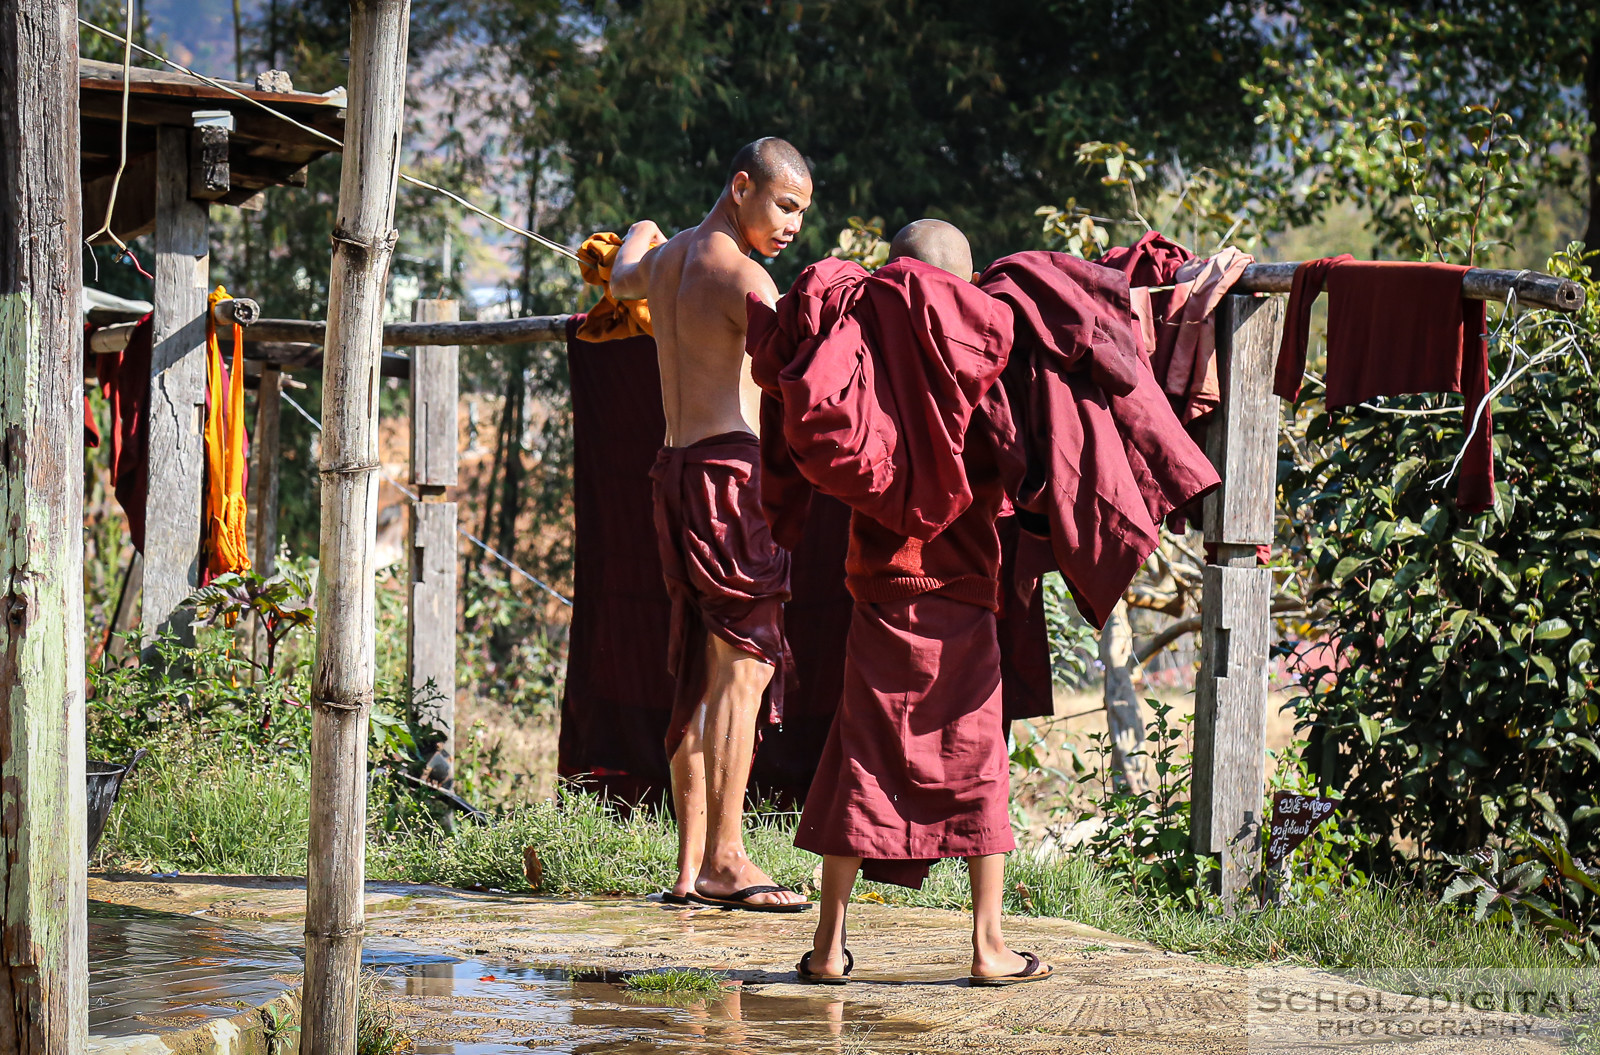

795,594,1015,889
651,431,793,759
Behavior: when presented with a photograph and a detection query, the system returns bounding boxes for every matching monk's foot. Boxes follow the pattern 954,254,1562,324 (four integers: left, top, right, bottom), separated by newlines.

670,868,697,900
695,860,807,907
970,948,1050,979
804,945,851,977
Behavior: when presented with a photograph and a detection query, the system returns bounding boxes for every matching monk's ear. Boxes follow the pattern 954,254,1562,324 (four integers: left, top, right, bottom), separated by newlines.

731,171,752,205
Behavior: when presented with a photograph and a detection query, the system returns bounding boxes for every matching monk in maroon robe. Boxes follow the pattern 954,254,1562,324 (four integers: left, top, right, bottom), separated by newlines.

609,138,812,911
752,220,1052,985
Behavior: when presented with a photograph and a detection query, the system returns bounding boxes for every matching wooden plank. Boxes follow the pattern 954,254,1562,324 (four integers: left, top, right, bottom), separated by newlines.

1190,564,1273,909
410,299,458,489
1203,294,1282,548
303,2,411,1050
142,126,208,648
408,502,457,785
0,0,89,1047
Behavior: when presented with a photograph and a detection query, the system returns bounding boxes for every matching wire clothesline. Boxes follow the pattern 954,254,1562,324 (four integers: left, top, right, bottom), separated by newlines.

278,389,573,607
76,17,581,265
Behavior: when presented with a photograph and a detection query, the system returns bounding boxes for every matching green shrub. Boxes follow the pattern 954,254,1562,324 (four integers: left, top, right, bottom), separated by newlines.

1283,246,1600,864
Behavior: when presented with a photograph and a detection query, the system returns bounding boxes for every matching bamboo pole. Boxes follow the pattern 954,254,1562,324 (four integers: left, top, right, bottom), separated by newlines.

302,1,410,1052
0,0,88,1050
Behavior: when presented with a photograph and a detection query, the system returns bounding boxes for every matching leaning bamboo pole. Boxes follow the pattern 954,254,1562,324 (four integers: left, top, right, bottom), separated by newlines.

302,1,410,1051
0,1,87,1051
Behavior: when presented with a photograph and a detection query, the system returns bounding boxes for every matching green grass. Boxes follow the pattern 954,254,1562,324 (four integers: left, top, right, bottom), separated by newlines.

97,753,1580,973
621,968,727,995
101,751,311,876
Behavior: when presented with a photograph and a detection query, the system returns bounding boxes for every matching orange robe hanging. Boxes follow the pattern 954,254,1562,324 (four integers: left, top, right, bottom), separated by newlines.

204,285,251,578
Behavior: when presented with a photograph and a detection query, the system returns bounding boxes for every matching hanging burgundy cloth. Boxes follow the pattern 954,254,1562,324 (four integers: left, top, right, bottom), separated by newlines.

556,319,676,805
95,314,154,553
978,252,1220,629
1275,259,1493,512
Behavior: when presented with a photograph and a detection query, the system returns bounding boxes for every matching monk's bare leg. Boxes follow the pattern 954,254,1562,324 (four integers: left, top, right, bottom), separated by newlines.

694,634,805,907
807,854,860,976
668,700,707,899
967,853,1052,978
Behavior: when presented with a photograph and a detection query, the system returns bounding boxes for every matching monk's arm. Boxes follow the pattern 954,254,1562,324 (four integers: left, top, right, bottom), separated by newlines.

609,220,666,299
736,258,781,317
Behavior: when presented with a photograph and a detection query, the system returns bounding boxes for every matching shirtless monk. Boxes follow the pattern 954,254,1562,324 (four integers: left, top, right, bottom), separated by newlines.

609,138,812,911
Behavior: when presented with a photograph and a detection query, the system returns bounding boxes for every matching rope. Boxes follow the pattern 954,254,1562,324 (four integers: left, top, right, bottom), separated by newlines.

81,1,153,280
76,17,581,265
278,390,572,607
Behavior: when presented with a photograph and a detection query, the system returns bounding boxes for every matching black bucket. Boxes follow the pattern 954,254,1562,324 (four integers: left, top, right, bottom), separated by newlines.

87,749,146,860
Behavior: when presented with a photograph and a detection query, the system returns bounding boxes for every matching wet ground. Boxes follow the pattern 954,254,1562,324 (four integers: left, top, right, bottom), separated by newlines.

88,874,1567,1054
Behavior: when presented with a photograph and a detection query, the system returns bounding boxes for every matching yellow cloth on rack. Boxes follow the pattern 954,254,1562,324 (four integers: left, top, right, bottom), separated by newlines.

576,232,654,342
205,285,251,577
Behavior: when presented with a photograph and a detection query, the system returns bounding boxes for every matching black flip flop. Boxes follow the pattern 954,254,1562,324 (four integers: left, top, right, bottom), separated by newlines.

796,948,853,985
687,884,814,913
969,951,1053,987
658,891,693,905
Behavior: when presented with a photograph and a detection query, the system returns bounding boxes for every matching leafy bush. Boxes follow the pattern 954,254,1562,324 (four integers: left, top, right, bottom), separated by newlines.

1442,813,1600,961
1283,246,1600,864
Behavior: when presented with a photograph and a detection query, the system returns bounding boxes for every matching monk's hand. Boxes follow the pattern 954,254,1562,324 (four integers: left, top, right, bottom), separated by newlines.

626,219,667,250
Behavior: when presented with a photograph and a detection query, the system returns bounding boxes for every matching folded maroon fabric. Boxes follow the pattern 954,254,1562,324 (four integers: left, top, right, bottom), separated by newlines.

1273,254,1354,400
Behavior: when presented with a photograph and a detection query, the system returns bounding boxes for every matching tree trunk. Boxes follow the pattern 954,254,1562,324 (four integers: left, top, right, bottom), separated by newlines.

302,2,410,1053
1099,600,1149,793
0,0,88,1050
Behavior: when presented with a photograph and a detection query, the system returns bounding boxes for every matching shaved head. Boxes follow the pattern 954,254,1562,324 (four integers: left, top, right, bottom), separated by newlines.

889,219,973,279
727,137,811,190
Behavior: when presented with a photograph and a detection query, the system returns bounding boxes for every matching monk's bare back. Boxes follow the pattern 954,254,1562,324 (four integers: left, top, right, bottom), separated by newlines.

644,230,776,447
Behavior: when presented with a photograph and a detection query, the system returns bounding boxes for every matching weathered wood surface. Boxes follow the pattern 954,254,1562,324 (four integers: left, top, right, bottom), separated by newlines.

187,123,229,200
247,312,572,347
143,127,209,647
303,2,411,1051
249,366,282,671
1234,261,1583,312
408,501,457,787
1203,294,1282,549
1191,290,1285,914
1098,600,1149,793
1191,563,1274,911
0,0,89,1049
409,300,458,489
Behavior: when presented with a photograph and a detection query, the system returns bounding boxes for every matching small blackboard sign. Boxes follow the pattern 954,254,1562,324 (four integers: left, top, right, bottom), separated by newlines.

1265,790,1336,869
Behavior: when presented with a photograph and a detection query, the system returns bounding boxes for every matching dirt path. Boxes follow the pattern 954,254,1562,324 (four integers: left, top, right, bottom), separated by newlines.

89,874,1563,1054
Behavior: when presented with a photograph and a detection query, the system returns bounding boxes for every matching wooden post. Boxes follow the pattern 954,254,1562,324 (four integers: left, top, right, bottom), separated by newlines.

1099,600,1149,793
0,0,89,1049
303,3,411,1052
250,365,283,672
407,299,458,787
144,124,210,647
1191,293,1283,912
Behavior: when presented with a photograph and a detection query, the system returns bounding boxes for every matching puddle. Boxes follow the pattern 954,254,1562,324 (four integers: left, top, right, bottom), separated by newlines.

367,953,930,1054
88,900,300,1037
